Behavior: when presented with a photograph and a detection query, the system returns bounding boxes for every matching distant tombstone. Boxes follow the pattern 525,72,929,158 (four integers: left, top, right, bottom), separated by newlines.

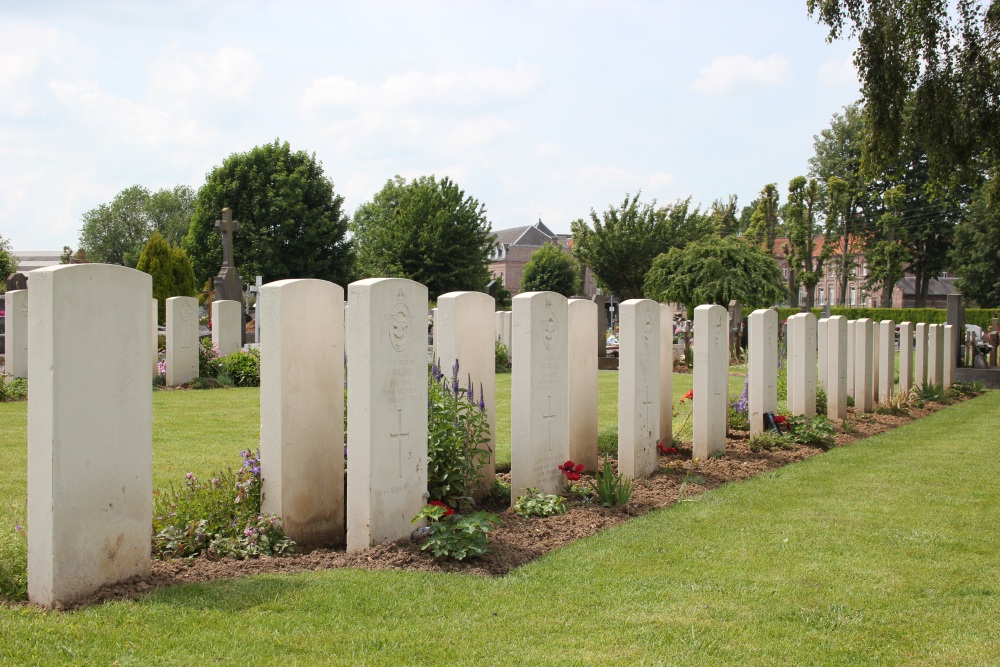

503,311,513,358
878,320,895,403
511,291,568,500
914,323,929,389
846,320,856,399
817,317,830,393
898,322,914,395
213,208,242,302
727,300,742,361
872,323,881,400
748,308,778,436
346,278,428,552
946,294,964,367
260,279,345,545
618,299,660,479
5,289,28,378
659,303,674,449
827,315,848,420
495,311,504,343
943,325,955,390
6,272,27,292
568,298,598,472
151,298,158,378
437,291,497,495
211,299,242,357
165,296,198,386
593,294,607,357
822,303,832,318
854,318,875,412
27,264,152,608
692,304,727,459
927,324,945,387
787,312,817,418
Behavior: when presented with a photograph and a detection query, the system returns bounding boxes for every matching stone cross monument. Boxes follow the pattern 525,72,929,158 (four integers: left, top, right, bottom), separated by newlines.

214,207,245,343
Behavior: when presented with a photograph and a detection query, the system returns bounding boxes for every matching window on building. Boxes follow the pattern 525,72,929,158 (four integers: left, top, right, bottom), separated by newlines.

850,287,856,306
819,288,825,305
782,267,788,280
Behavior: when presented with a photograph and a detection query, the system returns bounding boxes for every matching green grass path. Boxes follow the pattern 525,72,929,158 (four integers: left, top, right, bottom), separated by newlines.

0,391,997,664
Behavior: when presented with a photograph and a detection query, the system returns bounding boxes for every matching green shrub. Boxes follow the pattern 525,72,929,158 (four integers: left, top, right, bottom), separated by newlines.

152,449,293,559
486,478,511,507
0,375,27,402
199,337,222,378
916,383,950,405
220,348,260,387
513,488,567,518
495,340,511,373
787,414,837,450
412,503,501,560
815,387,828,415
427,359,492,502
748,431,795,452
589,458,633,508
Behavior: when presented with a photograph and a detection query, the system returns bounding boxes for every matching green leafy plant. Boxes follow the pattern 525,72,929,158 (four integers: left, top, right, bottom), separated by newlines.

485,478,511,507
0,375,27,402
748,431,795,452
787,414,837,450
815,387,828,415
152,449,294,559
589,457,633,508
875,390,910,415
412,502,501,560
199,337,222,378
427,359,492,502
495,340,511,373
513,488,567,518
916,383,950,405
220,348,260,387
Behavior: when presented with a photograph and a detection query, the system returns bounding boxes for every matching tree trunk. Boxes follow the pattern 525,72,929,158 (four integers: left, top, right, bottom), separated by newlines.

788,269,799,308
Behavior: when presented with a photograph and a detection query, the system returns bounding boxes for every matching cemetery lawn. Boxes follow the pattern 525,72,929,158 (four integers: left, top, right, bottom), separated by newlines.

1,392,998,664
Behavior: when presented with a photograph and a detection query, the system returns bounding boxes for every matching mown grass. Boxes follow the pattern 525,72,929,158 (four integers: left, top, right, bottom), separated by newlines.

0,389,996,664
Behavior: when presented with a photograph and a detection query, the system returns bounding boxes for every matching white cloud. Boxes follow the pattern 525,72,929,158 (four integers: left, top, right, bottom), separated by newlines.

819,55,858,86
0,24,72,116
691,54,791,95
148,47,260,113
537,141,559,157
552,165,674,191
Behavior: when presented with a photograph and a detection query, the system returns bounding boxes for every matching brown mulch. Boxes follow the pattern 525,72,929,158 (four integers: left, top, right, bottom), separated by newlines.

39,395,966,611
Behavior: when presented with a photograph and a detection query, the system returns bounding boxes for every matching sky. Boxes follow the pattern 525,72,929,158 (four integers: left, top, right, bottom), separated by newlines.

0,0,860,252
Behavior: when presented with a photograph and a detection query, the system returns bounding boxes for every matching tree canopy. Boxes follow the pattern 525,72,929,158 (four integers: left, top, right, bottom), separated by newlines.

520,243,581,297
351,175,494,300
571,193,713,300
0,234,16,290
808,0,1000,182
952,176,1000,306
643,236,787,317
135,231,198,325
184,140,354,288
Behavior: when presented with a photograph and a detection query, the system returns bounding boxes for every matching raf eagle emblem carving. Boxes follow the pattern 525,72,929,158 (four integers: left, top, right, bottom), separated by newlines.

385,288,414,352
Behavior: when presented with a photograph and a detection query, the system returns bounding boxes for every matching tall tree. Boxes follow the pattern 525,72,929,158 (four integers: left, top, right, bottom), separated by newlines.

351,175,493,299
863,185,911,306
520,243,581,297
807,0,1000,184
135,231,197,325
184,140,354,288
746,184,781,252
709,195,740,237
147,185,195,247
952,174,1000,306
784,177,830,309
643,235,786,317
571,193,712,299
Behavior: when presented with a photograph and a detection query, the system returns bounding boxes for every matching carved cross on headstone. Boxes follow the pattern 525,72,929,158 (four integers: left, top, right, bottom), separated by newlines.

542,395,556,455
389,408,410,479
215,208,239,270
641,384,653,437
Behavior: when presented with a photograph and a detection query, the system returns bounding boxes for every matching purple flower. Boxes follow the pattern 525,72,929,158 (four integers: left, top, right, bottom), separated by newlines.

243,526,255,537
467,373,474,401
185,472,194,480
478,383,485,412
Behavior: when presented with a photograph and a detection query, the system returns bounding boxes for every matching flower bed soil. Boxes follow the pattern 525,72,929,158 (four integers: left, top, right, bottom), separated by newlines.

39,398,960,611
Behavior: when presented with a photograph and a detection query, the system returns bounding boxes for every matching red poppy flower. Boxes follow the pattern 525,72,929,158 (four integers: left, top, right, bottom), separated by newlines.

428,500,455,517
558,460,584,480
773,415,786,424
684,389,694,400
657,442,678,455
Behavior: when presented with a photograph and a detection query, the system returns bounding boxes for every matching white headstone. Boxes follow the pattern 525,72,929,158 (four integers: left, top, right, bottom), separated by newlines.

787,313,817,418
152,297,159,378
346,278,429,552
817,317,829,393
927,324,944,387
659,303,674,449
877,320,895,403
898,322,914,395
854,318,874,412
27,264,152,608
915,322,928,389
5,289,28,378
693,304,727,459
568,298,598,472
437,291,497,494
260,279,345,545
211,299,242,357
503,311,512,353
942,324,955,390
827,315,848,420
495,311,504,343
748,309,778,436
618,299,660,479
846,320,856,399
165,296,198,386
872,323,881,399
511,291,569,500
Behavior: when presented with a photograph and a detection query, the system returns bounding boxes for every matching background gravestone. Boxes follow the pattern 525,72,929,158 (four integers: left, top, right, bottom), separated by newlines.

659,303,674,451
693,304,727,459
898,322,914,394
787,313,817,418
854,318,874,412
568,298,598,472
827,315,847,420
27,264,152,608
213,208,245,344
511,291,569,500
748,308,778,436
211,299,242,357
346,278,428,552
5,289,27,378
878,320,895,403
165,296,198,386
6,272,27,292
915,323,928,389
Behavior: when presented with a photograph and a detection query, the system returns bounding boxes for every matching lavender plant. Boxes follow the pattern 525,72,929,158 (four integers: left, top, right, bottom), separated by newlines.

728,377,749,430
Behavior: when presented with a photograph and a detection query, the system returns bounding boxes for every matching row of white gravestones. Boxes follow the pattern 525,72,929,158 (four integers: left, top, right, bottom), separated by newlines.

4,289,27,378
494,310,512,351
618,299,660,478
787,312,817,418
567,299,598,472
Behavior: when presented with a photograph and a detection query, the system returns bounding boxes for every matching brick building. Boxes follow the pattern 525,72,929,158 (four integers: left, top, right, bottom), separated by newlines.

488,220,597,298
